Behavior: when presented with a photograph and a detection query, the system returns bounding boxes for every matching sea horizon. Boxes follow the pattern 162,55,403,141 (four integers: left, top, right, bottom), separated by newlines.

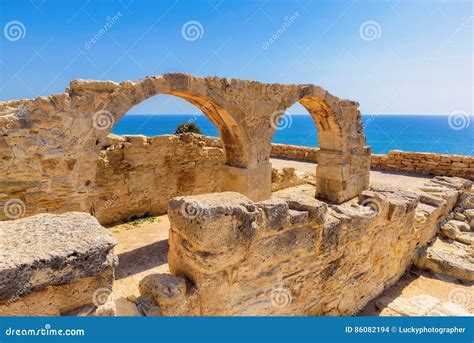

112,114,473,156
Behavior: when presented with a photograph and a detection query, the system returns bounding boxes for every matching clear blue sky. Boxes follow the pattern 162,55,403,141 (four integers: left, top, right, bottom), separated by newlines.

1,0,472,114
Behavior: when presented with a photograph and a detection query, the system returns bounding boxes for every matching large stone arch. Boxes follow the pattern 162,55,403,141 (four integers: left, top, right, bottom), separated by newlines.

73,74,250,168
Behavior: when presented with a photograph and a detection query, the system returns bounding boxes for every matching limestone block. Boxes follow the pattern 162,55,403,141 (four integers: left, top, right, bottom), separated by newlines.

136,295,161,316
359,185,419,221
257,198,289,231
139,274,187,316
115,297,142,316
376,295,470,316
168,192,261,252
0,270,114,316
0,212,117,315
219,163,272,202
414,237,473,282
273,187,328,225
430,176,472,191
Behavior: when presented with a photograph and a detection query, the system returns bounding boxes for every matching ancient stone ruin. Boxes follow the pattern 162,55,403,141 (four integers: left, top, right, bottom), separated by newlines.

0,74,472,316
0,73,369,224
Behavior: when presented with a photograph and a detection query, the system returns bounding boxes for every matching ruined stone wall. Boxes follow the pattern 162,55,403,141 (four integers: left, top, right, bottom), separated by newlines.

371,151,474,180
0,133,225,225
197,137,321,162
156,176,471,316
269,144,473,180
2,126,470,226
94,133,225,225
270,144,320,162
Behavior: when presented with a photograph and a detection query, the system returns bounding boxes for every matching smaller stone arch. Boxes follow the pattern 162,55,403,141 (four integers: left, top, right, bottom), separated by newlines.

267,85,370,203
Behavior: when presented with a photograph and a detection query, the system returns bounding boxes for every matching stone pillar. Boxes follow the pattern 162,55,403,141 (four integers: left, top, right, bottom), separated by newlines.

311,99,370,204
316,147,370,203
219,162,272,202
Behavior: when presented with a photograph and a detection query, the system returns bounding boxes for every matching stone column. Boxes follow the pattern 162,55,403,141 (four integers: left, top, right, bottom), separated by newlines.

316,147,371,203
219,162,272,202
312,100,370,203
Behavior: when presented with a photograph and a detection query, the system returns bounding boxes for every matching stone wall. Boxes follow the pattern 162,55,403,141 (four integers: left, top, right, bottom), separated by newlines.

2,128,471,226
145,176,471,316
269,144,473,181
93,133,225,225
371,151,474,180
0,212,117,316
0,133,225,226
271,143,320,162
198,137,321,162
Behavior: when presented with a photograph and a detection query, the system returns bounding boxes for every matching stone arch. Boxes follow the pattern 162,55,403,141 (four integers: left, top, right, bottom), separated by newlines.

89,75,249,168
0,74,369,224
268,85,369,203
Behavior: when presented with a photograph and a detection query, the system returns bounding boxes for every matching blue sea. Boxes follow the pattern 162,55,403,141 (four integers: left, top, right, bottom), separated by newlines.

112,114,473,156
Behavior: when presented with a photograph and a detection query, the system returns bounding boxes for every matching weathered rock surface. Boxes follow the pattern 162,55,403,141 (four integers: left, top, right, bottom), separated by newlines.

271,167,315,191
158,177,471,315
412,178,474,282
114,297,142,316
415,238,473,282
139,274,187,316
0,212,117,315
375,295,470,316
136,295,161,316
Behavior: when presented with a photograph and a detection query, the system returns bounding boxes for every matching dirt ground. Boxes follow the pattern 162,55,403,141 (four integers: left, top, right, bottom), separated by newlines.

110,216,170,300
108,159,473,315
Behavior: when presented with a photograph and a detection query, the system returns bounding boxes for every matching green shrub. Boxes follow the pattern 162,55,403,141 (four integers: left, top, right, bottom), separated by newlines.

175,122,203,135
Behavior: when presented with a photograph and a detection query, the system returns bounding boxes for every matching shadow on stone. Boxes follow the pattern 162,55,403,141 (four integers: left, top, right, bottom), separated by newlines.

115,240,169,280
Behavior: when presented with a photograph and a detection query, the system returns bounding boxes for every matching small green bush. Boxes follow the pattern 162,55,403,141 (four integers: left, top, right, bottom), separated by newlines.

175,122,202,135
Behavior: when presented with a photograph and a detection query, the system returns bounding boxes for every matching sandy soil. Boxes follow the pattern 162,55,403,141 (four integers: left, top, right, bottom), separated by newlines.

110,216,170,300
108,159,472,315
